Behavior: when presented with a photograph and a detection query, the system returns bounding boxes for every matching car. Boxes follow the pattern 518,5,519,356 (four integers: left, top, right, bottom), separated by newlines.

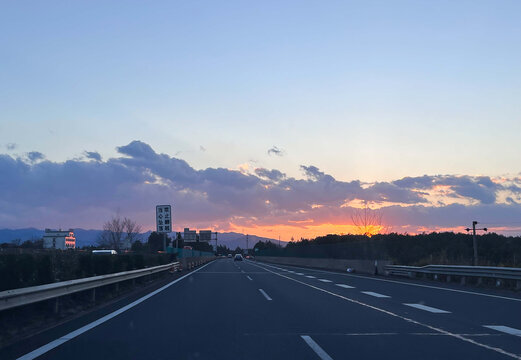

92,250,117,255
234,254,243,261
227,254,232,258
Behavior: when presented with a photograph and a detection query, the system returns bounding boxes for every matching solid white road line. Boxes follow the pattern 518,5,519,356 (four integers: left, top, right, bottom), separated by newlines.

306,275,316,279
300,335,334,360
335,284,355,289
247,261,521,360
17,261,214,360
361,291,390,298
483,325,521,337
404,303,450,313
258,288,273,301
318,279,332,283
257,261,521,303
246,276,253,281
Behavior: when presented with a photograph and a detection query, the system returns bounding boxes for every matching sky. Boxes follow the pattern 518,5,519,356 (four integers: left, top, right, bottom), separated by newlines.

1,1,521,239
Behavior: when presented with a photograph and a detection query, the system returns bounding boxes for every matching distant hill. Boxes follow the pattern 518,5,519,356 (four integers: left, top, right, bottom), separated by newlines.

0,228,283,249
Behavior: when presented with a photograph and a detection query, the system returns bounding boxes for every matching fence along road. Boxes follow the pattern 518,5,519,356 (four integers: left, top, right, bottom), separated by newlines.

3,259,521,360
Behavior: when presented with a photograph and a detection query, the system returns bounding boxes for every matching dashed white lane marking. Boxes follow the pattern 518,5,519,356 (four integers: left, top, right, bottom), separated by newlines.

306,275,316,279
246,276,253,281
247,261,521,360
300,335,334,360
295,272,304,275
318,279,332,283
404,303,450,314
16,261,214,360
361,291,390,298
258,261,521,303
259,288,273,301
483,325,521,337
335,284,355,289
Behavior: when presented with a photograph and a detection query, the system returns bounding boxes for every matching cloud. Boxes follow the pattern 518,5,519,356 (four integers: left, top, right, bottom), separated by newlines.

1,140,520,236
84,151,102,161
6,143,17,151
267,146,284,157
393,175,500,204
255,168,286,182
117,140,156,159
26,151,45,163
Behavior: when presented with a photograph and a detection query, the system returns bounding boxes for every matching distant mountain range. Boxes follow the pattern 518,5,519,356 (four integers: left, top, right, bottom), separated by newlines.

0,228,282,249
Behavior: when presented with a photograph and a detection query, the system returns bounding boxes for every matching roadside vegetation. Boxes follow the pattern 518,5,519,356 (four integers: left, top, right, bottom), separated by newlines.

254,232,521,268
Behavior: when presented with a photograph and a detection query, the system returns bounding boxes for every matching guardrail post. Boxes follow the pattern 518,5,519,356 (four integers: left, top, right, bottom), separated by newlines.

54,297,60,314
477,277,483,285
495,279,501,287
114,282,119,293
460,276,466,285
446,275,451,283
516,280,521,290
91,288,96,303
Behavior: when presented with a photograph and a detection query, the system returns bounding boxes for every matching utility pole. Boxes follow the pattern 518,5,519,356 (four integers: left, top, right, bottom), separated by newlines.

466,221,488,266
214,232,218,254
246,234,249,255
278,235,280,247
163,232,167,252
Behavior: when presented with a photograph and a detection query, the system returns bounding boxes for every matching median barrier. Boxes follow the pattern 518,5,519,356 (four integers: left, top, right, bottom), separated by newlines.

385,264,521,289
256,256,391,275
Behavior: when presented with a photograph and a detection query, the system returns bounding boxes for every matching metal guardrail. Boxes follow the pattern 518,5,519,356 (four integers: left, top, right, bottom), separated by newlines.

385,264,521,288
0,262,181,311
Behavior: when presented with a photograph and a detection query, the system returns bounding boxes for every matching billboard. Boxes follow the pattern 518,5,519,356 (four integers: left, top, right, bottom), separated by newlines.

199,230,212,242
156,205,172,233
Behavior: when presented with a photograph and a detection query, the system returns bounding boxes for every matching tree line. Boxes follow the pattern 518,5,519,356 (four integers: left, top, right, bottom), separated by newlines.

254,232,521,267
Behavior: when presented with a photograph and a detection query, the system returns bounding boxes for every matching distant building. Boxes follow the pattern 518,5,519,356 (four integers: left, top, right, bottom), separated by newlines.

183,228,197,243
199,230,212,242
43,229,76,250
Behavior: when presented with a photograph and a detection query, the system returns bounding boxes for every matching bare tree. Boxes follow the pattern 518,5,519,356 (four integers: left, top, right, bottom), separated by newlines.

350,201,385,237
98,216,141,251
122,217,142,248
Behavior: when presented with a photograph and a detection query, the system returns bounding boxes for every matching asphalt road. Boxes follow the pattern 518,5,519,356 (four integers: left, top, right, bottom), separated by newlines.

6,259,521,359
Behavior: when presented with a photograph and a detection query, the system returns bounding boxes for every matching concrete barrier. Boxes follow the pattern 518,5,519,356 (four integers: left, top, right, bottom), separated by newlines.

256,256,391,275
179,256,215,271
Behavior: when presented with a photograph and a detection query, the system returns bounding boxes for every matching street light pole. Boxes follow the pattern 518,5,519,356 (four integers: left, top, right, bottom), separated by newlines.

466,221,488,266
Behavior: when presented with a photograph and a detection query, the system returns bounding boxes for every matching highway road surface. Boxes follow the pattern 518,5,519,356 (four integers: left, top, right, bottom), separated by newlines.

4,258,521,359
